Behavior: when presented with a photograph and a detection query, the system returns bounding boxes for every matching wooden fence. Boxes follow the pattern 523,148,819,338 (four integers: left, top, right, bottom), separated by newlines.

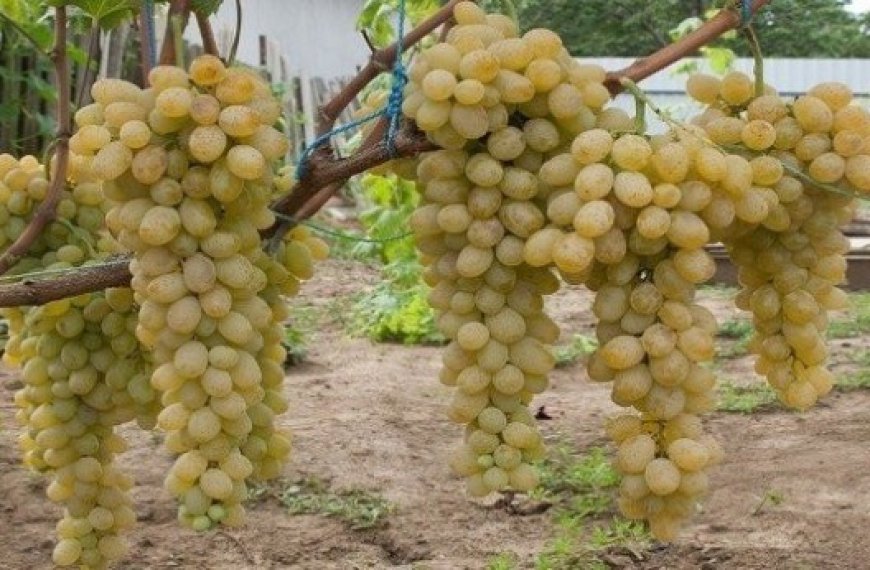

1,22,359,165
0,20,143,156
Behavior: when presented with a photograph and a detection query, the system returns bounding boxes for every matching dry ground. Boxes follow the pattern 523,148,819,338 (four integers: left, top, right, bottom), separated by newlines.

2,259,869,570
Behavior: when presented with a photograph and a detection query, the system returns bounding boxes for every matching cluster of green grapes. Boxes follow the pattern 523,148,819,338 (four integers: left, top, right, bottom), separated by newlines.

412,151,559,496
73,56,326,530
405,1,616,497
404,1,866,542
0,153,113,270
0,155,154,568
688,72,867,408
78,55,325,533
572,130,741,540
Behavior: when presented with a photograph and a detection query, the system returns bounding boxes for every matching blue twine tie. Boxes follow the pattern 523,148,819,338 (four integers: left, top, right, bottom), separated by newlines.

385,0,408,156
295,0,409,181
740,0,753,27
144,0,157,66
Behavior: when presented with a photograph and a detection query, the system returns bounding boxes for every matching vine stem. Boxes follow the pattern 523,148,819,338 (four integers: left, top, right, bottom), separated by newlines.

171,14,186,68
195,10,220,58
76,19,101,110
743,25,765,97
228,0,242,65
158,0,191,65
604,0,771,95
0,5,70,276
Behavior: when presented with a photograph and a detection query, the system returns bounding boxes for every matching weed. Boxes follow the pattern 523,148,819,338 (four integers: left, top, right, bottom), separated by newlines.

554,334,598,368
277,477,393,530
532,446,618,511
530,444,649,570
718,318,753,340
487,552,519,570
827,293,870,339
716,318,752,359
698,284,739,298
752,489,785,515
283,324,308,366
346,273,443,345
717,381,779,414
836,369,870,392
535,516,647,570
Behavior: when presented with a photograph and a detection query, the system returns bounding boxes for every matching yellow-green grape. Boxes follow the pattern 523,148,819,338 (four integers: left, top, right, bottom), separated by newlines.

685,74,721,105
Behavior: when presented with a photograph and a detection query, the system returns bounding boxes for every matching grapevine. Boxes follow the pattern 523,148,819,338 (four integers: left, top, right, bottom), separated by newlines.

403,0,868,542
1,0,868,566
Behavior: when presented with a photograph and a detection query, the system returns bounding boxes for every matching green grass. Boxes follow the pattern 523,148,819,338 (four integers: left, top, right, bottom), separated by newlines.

487,552,519,570
251,477,393,530
716,318,753,359
836,369,870,392
554,334,598,368
717,381,779,414
827,293,870,339
529,444,649,569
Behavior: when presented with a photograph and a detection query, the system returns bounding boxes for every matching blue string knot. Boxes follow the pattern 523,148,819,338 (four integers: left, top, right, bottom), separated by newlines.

295,0,409,180
740,0,753,27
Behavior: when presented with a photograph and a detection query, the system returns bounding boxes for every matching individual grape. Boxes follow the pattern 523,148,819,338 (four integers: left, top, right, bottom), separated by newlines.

686,74,721,104
719,71,754,106
189,54,227,86
741,120,777,150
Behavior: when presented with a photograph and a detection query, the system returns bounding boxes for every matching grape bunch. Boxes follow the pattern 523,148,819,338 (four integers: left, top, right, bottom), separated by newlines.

81,55,326,532
404,1,617,497
404,1,865,541
0,154,154,568
412,150,560,496
688,73,867,408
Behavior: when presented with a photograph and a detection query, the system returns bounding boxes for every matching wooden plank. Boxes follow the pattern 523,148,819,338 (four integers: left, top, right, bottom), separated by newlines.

299,70,316,145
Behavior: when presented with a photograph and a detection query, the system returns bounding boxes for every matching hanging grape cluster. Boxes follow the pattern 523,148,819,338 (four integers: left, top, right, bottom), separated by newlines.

0,154,152,568
405,1,866,541
688,72,867,409
77,55,327,533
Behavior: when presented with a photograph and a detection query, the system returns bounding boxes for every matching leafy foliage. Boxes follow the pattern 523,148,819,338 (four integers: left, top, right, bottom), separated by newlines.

0,1,58,154
348,261,442,345
344,173,440,345
279,477,393,530
357,0,441,47
347,173,418,264
717,381,779,413
669,10,737,75
191,0,224,17
554,334,598,368
59,0,141,29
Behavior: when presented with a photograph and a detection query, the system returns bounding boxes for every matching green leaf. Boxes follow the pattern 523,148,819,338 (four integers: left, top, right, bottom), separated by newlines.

191,0,223,16
701,46,735,74
67,0,141,29
668,16,702,41
357,0,387,30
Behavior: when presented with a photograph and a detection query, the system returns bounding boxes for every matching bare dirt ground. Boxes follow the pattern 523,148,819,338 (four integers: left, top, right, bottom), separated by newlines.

2,259,869,570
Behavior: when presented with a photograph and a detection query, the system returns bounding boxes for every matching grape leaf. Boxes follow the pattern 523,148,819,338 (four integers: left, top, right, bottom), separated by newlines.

191,0,224,16
62,0,142,29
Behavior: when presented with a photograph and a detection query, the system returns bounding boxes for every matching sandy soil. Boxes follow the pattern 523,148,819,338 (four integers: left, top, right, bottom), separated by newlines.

2,259,869,570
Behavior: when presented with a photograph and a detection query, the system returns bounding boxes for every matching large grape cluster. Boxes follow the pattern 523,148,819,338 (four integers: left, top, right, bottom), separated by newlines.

405,2,864,542
688,72,866,409
0,155,152,568
82,56,326,532
405,1,613,498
